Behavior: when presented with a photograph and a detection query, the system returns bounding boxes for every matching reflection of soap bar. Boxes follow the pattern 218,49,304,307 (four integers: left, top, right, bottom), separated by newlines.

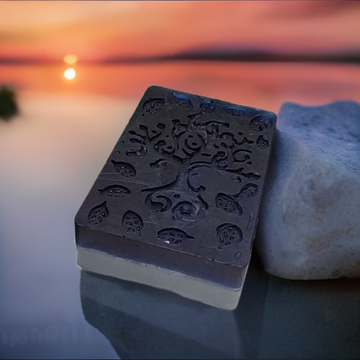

81,271,243,359
75,85,276,310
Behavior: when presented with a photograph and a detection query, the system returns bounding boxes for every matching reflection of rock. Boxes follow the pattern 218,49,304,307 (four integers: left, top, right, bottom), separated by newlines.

256,101,360,280
80,271,243,359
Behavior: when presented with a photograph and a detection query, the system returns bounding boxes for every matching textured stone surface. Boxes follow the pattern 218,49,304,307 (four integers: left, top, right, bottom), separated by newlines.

256,100,360,280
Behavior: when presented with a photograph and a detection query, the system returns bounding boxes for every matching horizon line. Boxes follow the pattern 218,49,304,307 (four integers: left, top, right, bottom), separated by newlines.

1,50,360,65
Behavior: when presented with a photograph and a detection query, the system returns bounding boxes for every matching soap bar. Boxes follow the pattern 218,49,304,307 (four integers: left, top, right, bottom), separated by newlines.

75,85,276,310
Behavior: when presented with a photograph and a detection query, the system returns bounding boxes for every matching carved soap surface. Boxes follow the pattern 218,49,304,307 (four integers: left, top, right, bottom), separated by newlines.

76,86,276,269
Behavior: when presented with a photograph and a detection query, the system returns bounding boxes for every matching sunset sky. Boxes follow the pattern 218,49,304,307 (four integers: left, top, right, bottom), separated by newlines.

1,2,360,62
0,1,359,109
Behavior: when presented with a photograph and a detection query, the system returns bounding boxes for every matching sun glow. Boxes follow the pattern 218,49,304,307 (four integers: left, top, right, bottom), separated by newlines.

64,68,76,80
63,54,78,64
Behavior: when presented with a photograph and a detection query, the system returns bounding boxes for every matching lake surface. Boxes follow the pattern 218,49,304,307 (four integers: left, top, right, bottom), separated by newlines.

0,62,359,358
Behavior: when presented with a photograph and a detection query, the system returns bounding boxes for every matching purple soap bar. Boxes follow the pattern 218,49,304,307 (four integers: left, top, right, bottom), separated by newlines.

75,86,276,310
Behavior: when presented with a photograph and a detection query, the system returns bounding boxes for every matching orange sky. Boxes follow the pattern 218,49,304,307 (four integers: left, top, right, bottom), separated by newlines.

1,2,360,61
1,1,359,110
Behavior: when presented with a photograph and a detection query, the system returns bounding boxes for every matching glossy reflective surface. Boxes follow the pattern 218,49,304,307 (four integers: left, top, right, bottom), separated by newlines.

81,250,360,359
0,195,118,358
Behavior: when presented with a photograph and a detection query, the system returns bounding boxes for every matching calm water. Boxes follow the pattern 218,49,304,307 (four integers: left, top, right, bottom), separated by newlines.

0,62,359,358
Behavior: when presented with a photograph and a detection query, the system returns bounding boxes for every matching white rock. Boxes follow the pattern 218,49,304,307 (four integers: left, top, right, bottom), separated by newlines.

256,100,360,280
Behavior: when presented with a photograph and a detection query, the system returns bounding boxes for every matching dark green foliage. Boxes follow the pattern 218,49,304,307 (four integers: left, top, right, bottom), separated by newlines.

0,85,18,121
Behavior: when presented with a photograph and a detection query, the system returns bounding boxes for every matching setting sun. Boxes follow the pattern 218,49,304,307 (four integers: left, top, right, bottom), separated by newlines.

63,54,78,64
64,68,76,80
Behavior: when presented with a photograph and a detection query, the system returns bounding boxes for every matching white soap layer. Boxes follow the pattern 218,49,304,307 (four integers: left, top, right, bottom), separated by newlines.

77,246,248,310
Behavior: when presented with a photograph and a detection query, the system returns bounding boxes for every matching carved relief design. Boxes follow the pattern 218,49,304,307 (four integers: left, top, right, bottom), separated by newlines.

215,193,242,215
216,224,243,250
223,105,245,117
200,99,216,114
90,89,276,264
249,112,275,132
111,160,136,177
173,92,193,108
149,158,167,169
238,183,258,199
172,202,198,221
157,228,194,245
145,193,172,212
126,114,264,170
144,186,208,222
142,98,166,115
256,135,269,149
122,211,143,236
98,185,130,198
126,145,147,157
88,201,109,226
